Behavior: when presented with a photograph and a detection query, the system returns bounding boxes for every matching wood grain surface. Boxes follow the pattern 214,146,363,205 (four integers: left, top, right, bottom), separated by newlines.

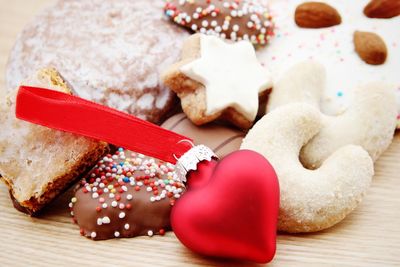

0,1,399,266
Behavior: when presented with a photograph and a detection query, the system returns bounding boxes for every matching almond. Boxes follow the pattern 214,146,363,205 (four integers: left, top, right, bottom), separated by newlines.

353,31,388,65
364,0,400,19
295,2,341,28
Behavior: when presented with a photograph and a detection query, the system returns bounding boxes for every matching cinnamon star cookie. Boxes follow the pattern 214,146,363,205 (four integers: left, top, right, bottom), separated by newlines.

162,33,272,129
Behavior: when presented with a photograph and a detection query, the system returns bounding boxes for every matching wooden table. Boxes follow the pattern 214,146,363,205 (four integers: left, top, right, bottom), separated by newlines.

0,1,399,266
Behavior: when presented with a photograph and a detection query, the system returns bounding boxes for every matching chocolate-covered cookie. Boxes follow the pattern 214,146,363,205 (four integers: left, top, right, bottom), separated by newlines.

162,113,245,158
164,0,274,45
70,149,184,240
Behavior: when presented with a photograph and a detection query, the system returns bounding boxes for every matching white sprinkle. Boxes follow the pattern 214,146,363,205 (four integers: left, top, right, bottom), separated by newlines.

202,20,209,27
102,216,111,224
111,201,118,207
114,231,120,237
97,218,103,225
146,186,152,192
147,230,154,237
124,223,130,230
232,25,239,32
126,194,133,200
119,212,126,219
102,203,108,209
91,232,97,238
191,24,198,31
92,193,99,199
68,203,73,208
109,193,115,198
150,196,155,202
211,20,218,27
121,186,128,192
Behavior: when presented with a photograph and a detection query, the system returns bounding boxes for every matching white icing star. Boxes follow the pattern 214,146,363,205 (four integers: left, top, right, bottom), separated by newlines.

180,35,272,121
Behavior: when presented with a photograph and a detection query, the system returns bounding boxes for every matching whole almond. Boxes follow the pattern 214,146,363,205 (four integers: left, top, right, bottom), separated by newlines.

354,31,388,65
295,2,342,28
364,0,400,19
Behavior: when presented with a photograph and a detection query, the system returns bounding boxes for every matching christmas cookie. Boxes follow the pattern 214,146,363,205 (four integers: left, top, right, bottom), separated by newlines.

0,68,108,215
70,149,184,240
257,0,400,128
164,0,274,45
241,103,373,233
161,113,245,158
6,0,189,123
267,61,397,169
162,33,272,129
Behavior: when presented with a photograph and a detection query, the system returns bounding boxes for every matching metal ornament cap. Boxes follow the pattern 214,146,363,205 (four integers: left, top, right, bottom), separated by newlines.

175,144,218,182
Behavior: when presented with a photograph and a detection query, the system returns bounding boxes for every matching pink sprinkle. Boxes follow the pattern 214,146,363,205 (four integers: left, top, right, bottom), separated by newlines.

99,197,105,203
119,203,125,209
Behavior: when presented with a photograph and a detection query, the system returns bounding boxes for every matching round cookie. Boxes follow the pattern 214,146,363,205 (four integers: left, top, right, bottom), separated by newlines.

70,149,185,240
161,113,245,158
6,0,189,123
257,0,400,128
164,0,274,46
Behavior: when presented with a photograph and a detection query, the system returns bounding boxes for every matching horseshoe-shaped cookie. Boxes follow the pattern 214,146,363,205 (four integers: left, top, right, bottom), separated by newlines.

241,103,373,233
267,61,397,169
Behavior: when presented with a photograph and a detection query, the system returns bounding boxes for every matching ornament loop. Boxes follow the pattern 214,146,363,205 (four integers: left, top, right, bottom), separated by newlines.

177,139,195,147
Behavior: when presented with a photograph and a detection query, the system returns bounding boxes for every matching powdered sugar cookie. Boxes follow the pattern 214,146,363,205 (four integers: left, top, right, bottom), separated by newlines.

257,0,400,128
6,0,189,123
267,61,397,168
241,103,374,233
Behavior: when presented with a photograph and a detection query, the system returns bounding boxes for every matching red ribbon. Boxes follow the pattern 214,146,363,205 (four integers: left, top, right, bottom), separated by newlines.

15,86,193,164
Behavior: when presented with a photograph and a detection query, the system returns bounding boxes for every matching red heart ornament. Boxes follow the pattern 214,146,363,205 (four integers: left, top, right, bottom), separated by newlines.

171,149,280,263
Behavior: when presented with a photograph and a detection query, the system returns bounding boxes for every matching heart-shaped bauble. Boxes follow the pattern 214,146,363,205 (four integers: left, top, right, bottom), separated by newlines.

171,150,279,263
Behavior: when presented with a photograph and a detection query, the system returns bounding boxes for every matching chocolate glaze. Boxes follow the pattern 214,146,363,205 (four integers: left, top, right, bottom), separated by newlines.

161,113,245,158
164,0,274,46
70,149,184,240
